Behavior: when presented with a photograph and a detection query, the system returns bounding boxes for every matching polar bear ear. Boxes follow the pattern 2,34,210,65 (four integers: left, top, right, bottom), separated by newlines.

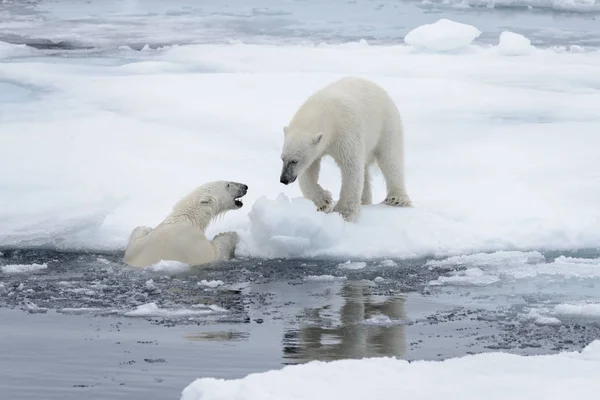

283,126,289,136
312,132,323,146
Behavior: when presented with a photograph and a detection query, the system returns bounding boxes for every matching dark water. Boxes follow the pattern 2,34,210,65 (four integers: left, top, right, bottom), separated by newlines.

1,249,599,400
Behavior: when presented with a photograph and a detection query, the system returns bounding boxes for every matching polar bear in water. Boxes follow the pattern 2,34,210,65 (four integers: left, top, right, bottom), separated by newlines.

123,181,248,268
279,76,412,222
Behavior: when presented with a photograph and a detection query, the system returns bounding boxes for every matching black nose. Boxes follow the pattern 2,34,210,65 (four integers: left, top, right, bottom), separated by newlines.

242,184,248,191
280,176,289,185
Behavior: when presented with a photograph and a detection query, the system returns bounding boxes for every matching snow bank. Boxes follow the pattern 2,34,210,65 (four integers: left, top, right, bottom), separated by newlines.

181,340,600,400
496,31,536,56
1,263,48,274
404,19,481,52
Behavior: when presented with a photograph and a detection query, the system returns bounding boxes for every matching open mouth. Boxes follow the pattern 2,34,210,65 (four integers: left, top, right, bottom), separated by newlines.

234,198,244,208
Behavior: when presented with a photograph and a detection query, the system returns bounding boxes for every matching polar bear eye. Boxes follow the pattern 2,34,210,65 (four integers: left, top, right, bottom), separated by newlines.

289,160,298,165
226,183,231,188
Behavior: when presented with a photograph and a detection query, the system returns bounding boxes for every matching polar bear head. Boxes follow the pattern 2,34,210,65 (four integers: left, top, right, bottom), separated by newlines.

168,181,248,228
279,126,324,185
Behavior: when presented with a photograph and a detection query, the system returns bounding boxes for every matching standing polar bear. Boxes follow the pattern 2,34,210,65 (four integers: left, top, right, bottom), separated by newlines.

279,76,412,222
123,181,248,268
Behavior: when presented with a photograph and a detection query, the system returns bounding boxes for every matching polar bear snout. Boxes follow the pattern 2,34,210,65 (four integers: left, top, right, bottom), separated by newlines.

280,161,298,185
228,182,248,209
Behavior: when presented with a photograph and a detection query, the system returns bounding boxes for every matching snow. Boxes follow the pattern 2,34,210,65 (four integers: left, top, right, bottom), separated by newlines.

182,340,600,400
404,19,481,52
1,263,48,274
496,31,536,56
1,19,600,263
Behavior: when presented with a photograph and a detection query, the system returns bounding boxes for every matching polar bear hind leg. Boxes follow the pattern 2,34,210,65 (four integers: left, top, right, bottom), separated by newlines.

377,131,412,207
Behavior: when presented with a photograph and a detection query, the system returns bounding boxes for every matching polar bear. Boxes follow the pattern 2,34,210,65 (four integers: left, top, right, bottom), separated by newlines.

279,76,411,222
123,181,248,268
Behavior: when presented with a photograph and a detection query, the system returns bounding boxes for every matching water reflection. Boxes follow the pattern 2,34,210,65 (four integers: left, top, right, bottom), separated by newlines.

282,280,407,364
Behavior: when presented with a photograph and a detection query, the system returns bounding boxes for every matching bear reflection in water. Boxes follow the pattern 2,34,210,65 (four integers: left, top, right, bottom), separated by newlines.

282,280,407,363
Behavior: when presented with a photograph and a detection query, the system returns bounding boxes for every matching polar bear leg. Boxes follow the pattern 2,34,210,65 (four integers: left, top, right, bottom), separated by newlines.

333,155,364,222
361,166,372,205
130,226,152,241
377,135,412,207
211,231,239,261
299,158,334,212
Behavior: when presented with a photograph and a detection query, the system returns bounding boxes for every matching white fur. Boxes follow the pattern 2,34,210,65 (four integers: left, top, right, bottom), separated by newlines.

123,181,247,268
280,76,412,222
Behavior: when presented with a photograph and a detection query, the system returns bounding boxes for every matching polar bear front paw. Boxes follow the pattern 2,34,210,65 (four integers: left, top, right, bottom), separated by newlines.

213,231,239,260
313,190,334,213
383,194,412,207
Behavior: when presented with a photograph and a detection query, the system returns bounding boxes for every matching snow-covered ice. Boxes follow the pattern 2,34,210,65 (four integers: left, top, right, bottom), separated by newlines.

181,340,600,400
1,19,600,263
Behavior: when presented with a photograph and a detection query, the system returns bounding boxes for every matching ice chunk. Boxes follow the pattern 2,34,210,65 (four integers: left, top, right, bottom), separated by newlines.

379,259,398,267
147,260,190,273
1,263,48,274
304,275,347,282
404,19,481,52
243,194,345,258
496,31,535,56
554,303,600,318
337,261,367,270
198,280,224,288
124,302,221,318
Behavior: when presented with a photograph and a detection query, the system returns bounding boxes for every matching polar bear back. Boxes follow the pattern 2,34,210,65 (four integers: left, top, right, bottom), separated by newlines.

123,222,217,267
289,76,402,154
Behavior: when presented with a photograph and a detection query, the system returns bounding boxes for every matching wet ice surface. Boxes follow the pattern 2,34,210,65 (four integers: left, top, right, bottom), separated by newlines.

1,249,599,400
